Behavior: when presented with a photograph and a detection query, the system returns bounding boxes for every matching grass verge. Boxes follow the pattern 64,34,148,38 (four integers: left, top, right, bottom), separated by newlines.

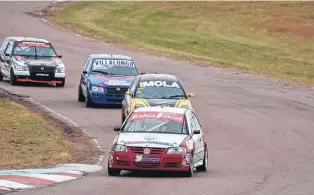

50,2,314,84
0,98,71,169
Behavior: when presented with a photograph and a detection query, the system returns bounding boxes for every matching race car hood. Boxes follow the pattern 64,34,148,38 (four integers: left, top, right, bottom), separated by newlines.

13,55,63,67
144,99,179,107
88,73,135,87
132,98,191,109
117,132,188,148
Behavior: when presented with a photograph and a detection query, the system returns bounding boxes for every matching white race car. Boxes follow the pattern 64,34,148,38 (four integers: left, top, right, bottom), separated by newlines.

108,106,208,177
0,37,65,87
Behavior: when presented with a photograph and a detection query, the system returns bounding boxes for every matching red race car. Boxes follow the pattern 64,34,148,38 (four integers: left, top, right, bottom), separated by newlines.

108,106,208,177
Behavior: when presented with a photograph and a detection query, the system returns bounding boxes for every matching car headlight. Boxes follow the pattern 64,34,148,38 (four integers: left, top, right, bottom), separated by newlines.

14,64,29,71
167,147,187,154
91,86,104,92
112,144,128,152
56,67,65,73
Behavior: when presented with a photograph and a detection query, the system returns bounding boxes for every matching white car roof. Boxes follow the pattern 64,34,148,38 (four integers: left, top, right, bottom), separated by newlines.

133,106,187,114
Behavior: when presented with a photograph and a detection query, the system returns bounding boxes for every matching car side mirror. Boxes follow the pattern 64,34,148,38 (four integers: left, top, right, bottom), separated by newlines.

114,126,120,131
57,55,62,58
193,129,201,134
188,93,194,97
140,72,145,75
82,70,87,74
125,91,131,96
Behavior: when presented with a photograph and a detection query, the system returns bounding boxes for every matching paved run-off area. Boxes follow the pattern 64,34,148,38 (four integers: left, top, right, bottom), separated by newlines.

0,1,314,195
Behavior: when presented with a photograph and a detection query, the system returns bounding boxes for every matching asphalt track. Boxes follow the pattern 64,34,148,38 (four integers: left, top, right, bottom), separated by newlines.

1,2,314,195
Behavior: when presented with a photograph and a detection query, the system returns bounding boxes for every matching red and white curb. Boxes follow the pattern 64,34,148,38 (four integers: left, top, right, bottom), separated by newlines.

0,171,84,194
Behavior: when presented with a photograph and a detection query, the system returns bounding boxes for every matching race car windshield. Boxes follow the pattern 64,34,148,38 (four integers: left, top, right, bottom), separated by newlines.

122,119,187,134
90,59,138,76
122,111,188,134
135,80,187,99
12,41,57,57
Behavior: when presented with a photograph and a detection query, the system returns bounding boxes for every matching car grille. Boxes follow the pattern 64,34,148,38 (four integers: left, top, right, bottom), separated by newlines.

115,160,130,166
106,87,128,96
130,147,165,154
134,162,160,168
28,65,56,81
164,162,181,168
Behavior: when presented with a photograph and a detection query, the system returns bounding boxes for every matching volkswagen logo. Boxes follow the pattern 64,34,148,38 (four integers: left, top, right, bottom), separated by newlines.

41,67,44,70
143,148,150,154
116,87,120,91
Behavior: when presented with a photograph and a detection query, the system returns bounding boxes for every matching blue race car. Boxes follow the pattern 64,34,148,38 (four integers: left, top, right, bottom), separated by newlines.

77,54,141,107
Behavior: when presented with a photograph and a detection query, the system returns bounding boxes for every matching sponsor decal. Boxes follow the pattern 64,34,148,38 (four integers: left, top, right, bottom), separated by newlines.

143,156,160,162
93,59,135,69
140,81,180,88
18,42,50,48
128,111,184,123
107,80,129,86
134,154,160,162
36,73,49,76
121,140,177,147
135,154,142,162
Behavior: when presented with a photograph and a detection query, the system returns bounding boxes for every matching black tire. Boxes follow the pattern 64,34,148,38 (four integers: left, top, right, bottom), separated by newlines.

86,91,94,108
56,78,65,87
78,85,86,102
108,164,121,176
181,153,194,177
196,147,208,172
0,69,3,81
9,68,17,85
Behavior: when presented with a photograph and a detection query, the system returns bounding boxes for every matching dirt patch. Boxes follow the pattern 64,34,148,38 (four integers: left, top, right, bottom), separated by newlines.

0,87,101,169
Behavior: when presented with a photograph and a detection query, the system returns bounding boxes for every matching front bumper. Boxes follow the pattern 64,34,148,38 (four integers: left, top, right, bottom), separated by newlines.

89,86,128,105
89,91,124,105
108,151,190,171
14,70,65,84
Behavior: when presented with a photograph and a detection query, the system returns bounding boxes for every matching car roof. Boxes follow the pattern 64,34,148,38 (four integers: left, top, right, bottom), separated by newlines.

133,106,187,115
6,37,50,43
89,54,133,60
139,74,178,82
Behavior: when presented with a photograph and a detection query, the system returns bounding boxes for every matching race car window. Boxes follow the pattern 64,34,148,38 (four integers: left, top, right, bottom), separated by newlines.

84,58,92,72
12,41,57,57
130,76,139,94
134,80,187,99
4,41,14,55
0,40,9,53
190,112,202,132
122,111,187,134
90,58,138,76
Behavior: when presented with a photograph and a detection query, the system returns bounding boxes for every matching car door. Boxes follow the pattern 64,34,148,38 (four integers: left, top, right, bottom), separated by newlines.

2,40,14,77
186,111,204,165
81,57,92,97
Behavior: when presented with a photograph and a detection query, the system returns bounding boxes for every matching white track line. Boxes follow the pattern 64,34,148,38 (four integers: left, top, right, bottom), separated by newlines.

0,86,104,165
0,180,33,189
53,171,83,175
21,174,76,182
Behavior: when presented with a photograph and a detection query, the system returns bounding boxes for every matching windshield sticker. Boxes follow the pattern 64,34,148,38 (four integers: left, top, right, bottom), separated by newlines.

139,81,180,88
93,59,135,69
129,111,184,123
107,80,129,86
17,42,50,48
121,140,177,146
